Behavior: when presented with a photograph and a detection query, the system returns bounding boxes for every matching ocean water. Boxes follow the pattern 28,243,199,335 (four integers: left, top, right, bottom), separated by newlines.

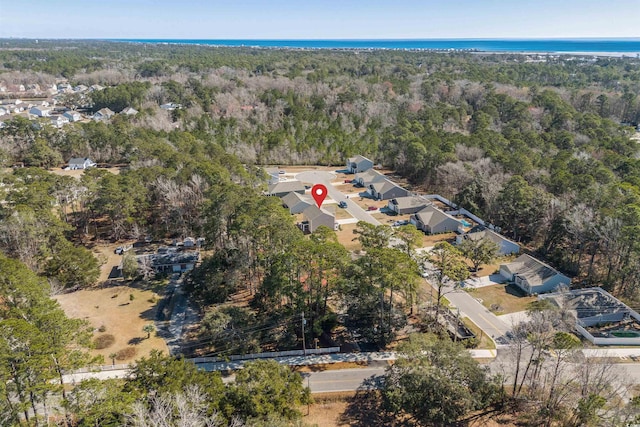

115,39,640,54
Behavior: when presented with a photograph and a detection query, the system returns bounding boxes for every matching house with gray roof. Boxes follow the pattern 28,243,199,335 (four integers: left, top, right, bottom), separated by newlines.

540,287,640,346
369,180,410,201
499,254,570,295
281,191,314,214
92,107,115,121
267,180,306,198
388,195,431,215
300,205,336,233
456,225,520,256
68,157,96,170
410,205,462,234
346,155,374,174
63,111,82,122
355,169,386,188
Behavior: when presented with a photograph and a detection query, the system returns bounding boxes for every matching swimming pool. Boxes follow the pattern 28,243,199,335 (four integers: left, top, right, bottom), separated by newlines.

460,219,472,227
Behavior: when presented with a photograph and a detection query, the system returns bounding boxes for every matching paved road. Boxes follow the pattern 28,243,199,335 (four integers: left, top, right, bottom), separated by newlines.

304,367,385,393
296,170,380,226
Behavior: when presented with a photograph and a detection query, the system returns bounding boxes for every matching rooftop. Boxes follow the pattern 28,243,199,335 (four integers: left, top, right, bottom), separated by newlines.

502,254,560,286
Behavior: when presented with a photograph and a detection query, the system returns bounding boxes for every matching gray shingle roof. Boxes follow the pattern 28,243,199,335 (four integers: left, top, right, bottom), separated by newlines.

502,254,560,286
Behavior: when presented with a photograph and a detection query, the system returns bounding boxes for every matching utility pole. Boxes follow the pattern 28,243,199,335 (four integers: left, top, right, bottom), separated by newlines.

301,312,307,355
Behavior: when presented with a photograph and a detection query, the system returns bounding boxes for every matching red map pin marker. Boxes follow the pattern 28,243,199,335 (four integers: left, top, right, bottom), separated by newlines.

311,184,328,208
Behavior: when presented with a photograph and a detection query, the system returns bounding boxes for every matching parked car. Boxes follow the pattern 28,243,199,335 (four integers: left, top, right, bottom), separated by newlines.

367,206,377,211
344,179,352,183
278,170,286,174
338,201,348,208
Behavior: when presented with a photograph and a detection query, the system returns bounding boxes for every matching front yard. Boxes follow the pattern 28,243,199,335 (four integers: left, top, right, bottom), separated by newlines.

466,283,537,314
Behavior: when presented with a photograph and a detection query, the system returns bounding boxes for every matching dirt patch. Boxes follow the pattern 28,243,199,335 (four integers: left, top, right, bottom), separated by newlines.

49,166,121,179
54,284,168,363
336,223,361,252
467,284,536,314
303,396,351,427
421,232,456,247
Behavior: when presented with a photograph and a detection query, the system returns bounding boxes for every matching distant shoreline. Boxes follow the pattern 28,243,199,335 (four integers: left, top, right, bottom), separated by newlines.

105,38,640,57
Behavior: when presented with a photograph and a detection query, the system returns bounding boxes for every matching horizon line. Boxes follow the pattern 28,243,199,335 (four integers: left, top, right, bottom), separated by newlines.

2,37,640,42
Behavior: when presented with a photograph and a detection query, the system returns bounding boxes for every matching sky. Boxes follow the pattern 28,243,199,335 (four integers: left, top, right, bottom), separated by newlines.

1,0,638,40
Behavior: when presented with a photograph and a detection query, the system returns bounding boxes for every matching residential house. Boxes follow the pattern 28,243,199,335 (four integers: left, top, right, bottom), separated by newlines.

29,106,51,117
499,254,570,295
0,107,7,116
92,108,115,121
57,83,73,93
369,179,410,201
63,111,82,122
160,103,182,110
140,248,200,273
456,225,520,256
346,155,374,174
301,205,336,233
73,85,89,93
68,157,97,170
50,115,70,128
267,180,306,197
183,237,196,248
121,107,138,116
354,169,386,187
281,191,314,214
388,195,431,215
410,205,462,234
89,84,105,92
540,287,640,346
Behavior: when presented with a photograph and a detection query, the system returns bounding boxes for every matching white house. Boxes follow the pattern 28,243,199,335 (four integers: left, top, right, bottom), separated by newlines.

92,108,115,121
63,111,82,122
68,157,97,170
121,107,138,116
499,254,570,295
0,107,8,116
29,106,51,117
346,155,374,174
50,115,70,128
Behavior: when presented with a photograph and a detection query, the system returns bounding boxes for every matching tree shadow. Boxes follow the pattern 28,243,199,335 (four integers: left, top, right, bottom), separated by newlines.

128,337,145,345
339,377,415,427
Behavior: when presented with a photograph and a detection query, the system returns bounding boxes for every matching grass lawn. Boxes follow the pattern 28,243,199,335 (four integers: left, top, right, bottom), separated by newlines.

334,208,354,220
466,283,536,314
55,284,168,363
462,317,496,350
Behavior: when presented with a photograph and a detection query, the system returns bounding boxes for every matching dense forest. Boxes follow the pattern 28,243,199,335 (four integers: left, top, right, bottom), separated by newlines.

1,40,640,425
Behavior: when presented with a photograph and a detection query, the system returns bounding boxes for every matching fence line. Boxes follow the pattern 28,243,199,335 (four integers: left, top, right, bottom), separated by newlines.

67,347,342,374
